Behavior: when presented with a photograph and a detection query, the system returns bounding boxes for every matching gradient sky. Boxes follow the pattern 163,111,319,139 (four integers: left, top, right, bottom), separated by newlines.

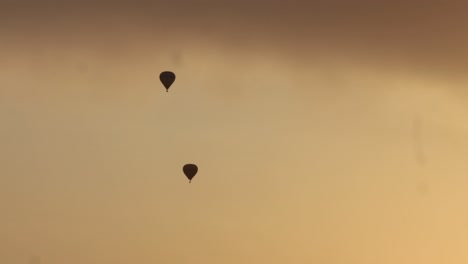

2,1,468,263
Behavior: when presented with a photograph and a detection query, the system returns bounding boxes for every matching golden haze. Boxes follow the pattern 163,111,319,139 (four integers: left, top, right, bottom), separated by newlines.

1,1,468,263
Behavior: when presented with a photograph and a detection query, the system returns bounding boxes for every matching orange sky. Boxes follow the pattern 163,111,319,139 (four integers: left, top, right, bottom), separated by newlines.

2,1,468,263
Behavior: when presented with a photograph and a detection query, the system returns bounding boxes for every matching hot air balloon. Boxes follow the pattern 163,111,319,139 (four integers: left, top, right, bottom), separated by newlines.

160,71,176,92
183,164,198,183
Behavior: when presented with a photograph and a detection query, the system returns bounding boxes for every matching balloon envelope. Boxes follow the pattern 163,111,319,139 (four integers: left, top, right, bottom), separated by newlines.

183,164,198,182
159,71,176,91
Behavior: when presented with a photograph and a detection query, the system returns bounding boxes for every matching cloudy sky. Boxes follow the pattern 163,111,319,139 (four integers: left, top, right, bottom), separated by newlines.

2,1,468,263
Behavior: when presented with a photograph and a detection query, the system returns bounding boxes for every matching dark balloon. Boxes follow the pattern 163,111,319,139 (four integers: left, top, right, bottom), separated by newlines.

159,71,176,92
183,164,198,183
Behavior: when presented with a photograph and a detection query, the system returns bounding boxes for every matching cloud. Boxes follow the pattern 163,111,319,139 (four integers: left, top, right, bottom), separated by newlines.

2,0,468,76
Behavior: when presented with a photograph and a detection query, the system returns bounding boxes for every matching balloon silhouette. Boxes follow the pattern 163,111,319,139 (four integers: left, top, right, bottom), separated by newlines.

183,164,198,183
159,71,176,92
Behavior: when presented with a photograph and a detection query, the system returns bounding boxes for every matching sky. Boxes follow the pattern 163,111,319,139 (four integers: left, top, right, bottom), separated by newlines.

1,1,468,263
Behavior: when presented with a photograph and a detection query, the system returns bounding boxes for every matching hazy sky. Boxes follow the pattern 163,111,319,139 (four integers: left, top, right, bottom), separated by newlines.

2,1,468,263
